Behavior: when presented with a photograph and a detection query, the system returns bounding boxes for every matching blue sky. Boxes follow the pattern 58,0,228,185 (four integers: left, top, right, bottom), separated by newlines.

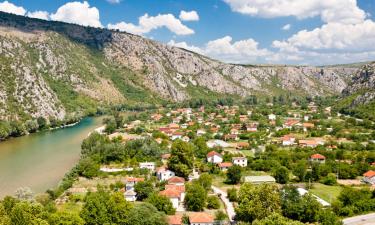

1,0,375,65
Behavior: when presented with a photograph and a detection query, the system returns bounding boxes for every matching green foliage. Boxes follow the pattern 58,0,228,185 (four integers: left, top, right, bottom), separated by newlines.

196,173,212,191
273,166,289,184
226,165,242,184
77,157,99,178
235,183,281,223
184,182,207,211
227,188,238,202
146,193,176,215
252,213,304,225
126,203,168,225
207,196,220,209
134,181,154,201
168,140,194,179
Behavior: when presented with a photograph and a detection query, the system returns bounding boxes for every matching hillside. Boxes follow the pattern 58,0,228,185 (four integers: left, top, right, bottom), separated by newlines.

0,12,364,121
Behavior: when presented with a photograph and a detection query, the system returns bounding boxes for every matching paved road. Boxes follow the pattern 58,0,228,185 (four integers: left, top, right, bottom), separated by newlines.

212,186,235,222
343,213,375,225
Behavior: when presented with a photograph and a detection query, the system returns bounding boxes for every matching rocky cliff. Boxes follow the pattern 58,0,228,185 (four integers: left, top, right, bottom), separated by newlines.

0,12,364,121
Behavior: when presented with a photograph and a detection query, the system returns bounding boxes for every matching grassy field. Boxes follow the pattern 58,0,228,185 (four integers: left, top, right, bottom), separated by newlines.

310,183,343,203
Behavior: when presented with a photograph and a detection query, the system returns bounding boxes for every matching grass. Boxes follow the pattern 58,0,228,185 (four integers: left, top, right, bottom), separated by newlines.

309,183,343,203
241,150,254,157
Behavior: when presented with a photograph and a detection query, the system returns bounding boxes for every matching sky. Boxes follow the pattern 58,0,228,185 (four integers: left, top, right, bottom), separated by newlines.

1,0,375,65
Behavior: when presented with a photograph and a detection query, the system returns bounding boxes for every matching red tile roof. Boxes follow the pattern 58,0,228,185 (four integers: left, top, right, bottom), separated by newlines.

125,177,144,182
159,188,181,198
189,212,214,223
218,162,233,168
207,151,222,158
168,176,185,184
167,215,182,225
364,170,375,178
310,153,326,160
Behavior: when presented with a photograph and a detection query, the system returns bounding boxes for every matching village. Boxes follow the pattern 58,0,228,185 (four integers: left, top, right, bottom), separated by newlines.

56,100,375,225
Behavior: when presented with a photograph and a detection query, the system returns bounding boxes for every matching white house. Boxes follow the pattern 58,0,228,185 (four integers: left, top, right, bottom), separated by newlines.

281,135,295,146
363,170,375,184
139,162,156,171
232,157,247,167
207,151,223,164
160,185,185,209
124,190,136,202
125,177,144,191
206,140,230,148
197,129,207,136
268,114,276,120
156,167,175,181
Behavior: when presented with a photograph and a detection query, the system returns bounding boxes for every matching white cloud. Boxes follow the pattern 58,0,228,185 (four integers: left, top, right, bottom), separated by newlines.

108,13,194,35
50,1,102,28
168,36,271,64
179,10,199,21
273,20,375,52
223,0,366,24
0,1,26,15
282,24,291,31
27,11,49,20
106,0,121,4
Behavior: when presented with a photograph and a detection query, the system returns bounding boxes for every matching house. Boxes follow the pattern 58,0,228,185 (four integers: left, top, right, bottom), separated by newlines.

160,185,185,209
218,162,233,171
151,114,163,121
268,114,276,120
232,157,247,167
309,154,326,163
189,212,215,225
283,119,300,129
167,215,182,225
124,190,137,202
182,136,190,142
207,151,223,164
239,115,248,122
281,135,295,146
303,122,315,132
299,139,320,148
230,128,239,135
125,177,145,191
363,170,375,184
171,131,184,140
156,166,175,181
223,134,239,141
169,123,180,130
246,123,258,132
244,175,276,184
139,162,156,171
207,140,230,148
168,176,185,186
197,129,207,136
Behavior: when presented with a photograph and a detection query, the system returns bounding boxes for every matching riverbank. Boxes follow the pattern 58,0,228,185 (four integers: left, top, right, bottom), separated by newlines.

0,117,104,198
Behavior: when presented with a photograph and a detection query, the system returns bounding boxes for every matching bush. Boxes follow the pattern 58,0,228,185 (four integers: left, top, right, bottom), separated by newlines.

321,173,337,185
227,188,238,202
207,196,220,209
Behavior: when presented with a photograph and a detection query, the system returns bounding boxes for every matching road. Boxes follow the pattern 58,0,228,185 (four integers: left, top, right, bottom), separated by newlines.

212,186,235,222
343,213,375,225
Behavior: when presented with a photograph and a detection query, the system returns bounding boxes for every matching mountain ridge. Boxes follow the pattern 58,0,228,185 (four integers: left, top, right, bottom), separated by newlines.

0,11,370,121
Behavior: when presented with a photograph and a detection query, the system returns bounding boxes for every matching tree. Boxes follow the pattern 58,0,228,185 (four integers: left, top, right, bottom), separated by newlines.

134,181,154,201
168,140,194,178
252,213,304,225
293,161,307,182
48,211,84,225
77,157,99,178
207,196,220,209
126,203,168,225
184,183,207,211
80,191,111,225
146,193,176,215
321,173,337,185
227,188,238,202
193,137,209,159
10,202,47,225
226,165,242,184
215,210,227,221
235,183,281,223
273,166,289,184
196,173,212,191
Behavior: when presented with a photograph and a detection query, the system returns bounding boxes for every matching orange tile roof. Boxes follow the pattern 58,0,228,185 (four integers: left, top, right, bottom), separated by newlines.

126,177,144,182
207,151,222,158
165,184,185,193
218,162,233,168
189,212,214,223
168,176,185,184
310,153,326,160
167,215,182,225
160,188,181,198
364,170,375,178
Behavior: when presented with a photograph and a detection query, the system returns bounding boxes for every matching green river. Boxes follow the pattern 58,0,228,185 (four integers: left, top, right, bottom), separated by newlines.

0,117,103,198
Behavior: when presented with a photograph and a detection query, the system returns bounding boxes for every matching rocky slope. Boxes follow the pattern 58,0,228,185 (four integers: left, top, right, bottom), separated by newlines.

0,12,364,121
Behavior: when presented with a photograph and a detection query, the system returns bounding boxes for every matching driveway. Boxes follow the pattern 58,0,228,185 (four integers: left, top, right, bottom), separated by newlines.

343,213,375,225
212,186,235,222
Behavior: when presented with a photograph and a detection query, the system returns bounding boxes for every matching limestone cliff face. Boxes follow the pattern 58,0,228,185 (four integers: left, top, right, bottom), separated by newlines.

0,12,364,120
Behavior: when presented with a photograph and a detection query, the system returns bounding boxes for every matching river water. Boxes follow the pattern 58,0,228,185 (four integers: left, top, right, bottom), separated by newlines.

0,117,103,198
